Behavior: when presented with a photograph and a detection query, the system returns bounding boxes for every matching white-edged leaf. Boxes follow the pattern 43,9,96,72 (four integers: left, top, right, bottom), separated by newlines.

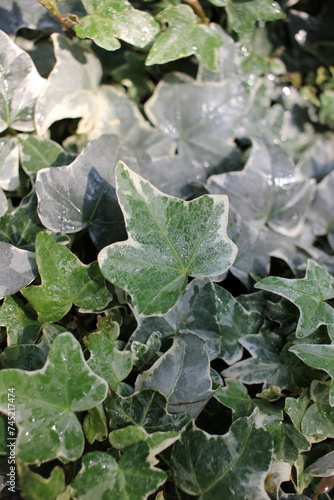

0,242,37,298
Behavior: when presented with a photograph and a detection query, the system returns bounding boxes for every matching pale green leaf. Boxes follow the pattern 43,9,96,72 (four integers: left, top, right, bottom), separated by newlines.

18,135,75,177
17,462,66,500
255,259,334,337
210,0,283,43
75,0,159,50
83,404,108,444
98,163,237,316
0,332,108,463
0,242,37,299
71,446,166,499
0,295,42,346
21,232,111,322
301,381,334,442
136,332,215,416
0,29,45,132
146,6,222,71
290,343,334,406
171,413,273,499
86,331,133,392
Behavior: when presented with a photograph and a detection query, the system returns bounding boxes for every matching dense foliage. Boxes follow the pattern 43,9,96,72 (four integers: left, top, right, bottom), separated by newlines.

1,0,334,498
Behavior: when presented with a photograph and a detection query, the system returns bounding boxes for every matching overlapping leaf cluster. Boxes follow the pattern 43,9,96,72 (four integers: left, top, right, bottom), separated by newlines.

1,0,334,499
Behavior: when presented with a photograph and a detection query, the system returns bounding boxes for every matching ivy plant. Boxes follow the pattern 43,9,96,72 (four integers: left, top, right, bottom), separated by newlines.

1,0,334,499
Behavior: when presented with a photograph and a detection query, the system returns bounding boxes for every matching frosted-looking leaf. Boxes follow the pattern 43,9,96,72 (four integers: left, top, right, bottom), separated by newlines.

207,137,315,237
35,34,102,136
0,137,19,191
144,75,247,167
0,188,8,216
0,29,45,132
0,242,37,299
98,163,237,316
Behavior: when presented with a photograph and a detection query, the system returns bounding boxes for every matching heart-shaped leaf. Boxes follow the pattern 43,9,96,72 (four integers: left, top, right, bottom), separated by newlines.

0,332,108,463
98,163,237,316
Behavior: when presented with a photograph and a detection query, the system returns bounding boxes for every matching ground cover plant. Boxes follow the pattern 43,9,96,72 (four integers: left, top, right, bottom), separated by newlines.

1,0,334,498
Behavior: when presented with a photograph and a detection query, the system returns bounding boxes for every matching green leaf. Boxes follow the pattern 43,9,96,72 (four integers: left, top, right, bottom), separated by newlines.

0,295,42,345
0,242,37,298
0,29,45,132
130,278,262,363
255,260,334,338
71,446,167,499
109,425,179,457
136,332,215,417
300,381,334,442
290,343,334,406
75,0,159,51
86,331,133,392
269,422,310,464
0,192,44,251
98,163,237,316
18,135,75,178
211,0,283,43
146,6,222,71
21,232,111,322
83,404,108,444
104,388,191,432
214,378,282,423
0,332,108,463
17,462,66,500
171,412,273,499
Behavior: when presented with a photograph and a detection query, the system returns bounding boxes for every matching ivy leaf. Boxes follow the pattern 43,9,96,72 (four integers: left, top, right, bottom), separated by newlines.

109,425,179,457
71,446,166,499
210,0,283,44
171,413,273,499
21,232,111,322
308,170,334,251
35,135,142,249
129,278,262,363
300,381,334,442
0,137,19,191
255,259,334,338
0,295,42,345
18,135,75,178
0,192,44,251
86,331,133,393
17,462,66,500
290,343,334,406
0,29,45,132
146,6,222,71
35,34,102,136
136,333,215,417
214,379,282,423
0,242,37,299
75,0,159,51
83,404,108,444
144,75,247,167
104,389,191,433
0,332,108,463
0,188,7,217
98,163,237,316
207,138,315,237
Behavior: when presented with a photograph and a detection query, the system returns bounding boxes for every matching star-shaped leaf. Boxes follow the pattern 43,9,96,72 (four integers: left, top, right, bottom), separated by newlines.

146,6,223,72
98,163,237,316
22,232,111,322
75,0,159,51
0,332,108,463
255,259,334,338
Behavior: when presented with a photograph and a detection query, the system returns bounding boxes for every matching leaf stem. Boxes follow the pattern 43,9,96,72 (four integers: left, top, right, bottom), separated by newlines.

183,0,210,24
35,0,80,36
